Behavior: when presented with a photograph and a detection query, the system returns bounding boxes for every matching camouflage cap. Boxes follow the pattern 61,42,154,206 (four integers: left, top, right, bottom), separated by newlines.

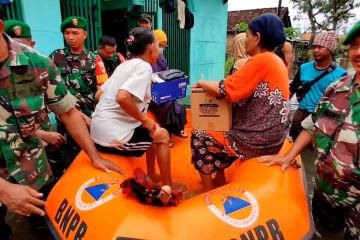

343,21,360,45
5,20,32,38
60,16,86,32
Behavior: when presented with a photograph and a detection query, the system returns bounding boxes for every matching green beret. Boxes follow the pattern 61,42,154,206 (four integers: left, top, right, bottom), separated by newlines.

60,16,86,32
4,20,32,38
344,21,360,45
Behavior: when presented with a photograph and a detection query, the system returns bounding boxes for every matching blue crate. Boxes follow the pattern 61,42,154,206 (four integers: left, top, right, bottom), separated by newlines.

151,76,189,104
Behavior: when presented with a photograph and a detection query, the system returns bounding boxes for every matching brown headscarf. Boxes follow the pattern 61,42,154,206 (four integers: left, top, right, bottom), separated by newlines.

232,32,250,70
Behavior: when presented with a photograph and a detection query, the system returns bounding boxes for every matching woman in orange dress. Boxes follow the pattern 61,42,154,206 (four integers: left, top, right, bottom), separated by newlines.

191,14,290,190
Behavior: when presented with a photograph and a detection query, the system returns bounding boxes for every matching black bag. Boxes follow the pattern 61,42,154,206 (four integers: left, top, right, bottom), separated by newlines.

296,63,336,102
158,69,185,81
184,7,194,29
159,0,175,13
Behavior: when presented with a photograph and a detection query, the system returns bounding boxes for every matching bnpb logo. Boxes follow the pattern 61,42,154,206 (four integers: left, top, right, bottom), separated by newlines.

75,176,123,211
204,187,259,228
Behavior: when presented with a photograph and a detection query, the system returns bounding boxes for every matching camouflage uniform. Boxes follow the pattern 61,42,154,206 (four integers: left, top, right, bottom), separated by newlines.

49,47,97,117
0,35,76,190
302,75,360,239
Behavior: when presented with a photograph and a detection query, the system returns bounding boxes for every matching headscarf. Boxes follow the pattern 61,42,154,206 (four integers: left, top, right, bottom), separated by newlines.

248,14,285,50
313,31,338,53
153,29,167,43
232,32,250,70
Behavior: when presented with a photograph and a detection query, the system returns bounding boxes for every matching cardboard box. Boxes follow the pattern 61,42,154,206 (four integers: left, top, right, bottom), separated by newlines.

151,74,188,105
191,88,232,132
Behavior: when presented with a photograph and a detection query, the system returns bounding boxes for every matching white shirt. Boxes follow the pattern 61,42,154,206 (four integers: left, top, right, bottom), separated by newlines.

90,58,153,146
177,0,186,29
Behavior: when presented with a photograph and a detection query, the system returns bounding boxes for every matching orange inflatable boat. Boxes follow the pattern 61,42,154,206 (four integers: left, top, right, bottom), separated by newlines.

45,115,313,240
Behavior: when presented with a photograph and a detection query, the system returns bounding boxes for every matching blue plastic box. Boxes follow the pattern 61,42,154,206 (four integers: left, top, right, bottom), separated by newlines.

151,76,189,104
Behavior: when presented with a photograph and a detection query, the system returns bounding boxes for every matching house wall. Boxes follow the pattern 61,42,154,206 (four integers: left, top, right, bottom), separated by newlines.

19,0,228,85
188,0,228,85
20,0,64,55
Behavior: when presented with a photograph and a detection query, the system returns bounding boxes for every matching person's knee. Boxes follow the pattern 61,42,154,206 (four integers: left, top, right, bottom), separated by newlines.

153,128,170,144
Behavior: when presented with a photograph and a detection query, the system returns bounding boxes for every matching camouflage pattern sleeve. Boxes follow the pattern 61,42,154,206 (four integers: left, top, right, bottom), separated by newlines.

45,60,76,114
311,75,360,207
49,48,97,116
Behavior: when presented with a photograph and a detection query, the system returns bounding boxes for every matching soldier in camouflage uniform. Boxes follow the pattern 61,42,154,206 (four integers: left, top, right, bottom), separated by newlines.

5,19,68,180
49,16,100,117
0,8,122,238
260,22,360,240
49,16,107,158
4,19,35,48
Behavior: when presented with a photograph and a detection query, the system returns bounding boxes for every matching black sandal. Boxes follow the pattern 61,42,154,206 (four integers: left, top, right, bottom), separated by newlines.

179,130,188,138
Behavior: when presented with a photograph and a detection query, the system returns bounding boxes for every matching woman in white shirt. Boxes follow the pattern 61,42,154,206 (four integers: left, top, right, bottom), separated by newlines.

91,27,173,187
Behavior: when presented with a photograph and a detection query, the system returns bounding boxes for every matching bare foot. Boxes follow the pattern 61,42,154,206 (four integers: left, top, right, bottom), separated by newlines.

148,173,161,183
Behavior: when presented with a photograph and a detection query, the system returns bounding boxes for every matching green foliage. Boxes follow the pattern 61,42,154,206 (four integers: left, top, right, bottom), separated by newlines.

235,22,248,33
291,0,360,32
306,49,313,60
225,55,234,78
337,35,348,59
284,27,301,39
338,35,345,48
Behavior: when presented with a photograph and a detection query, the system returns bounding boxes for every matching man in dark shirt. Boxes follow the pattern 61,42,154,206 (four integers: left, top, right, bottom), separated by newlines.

94,35,125,78
138,13,152,29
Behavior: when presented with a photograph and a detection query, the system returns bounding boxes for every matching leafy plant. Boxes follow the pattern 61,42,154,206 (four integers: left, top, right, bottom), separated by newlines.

224,55,234,77
235,22,248,33
285,27,301,40
291,0,360,43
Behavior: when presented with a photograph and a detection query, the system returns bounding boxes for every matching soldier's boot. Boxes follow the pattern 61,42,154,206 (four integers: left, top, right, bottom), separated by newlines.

344,205,360,240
